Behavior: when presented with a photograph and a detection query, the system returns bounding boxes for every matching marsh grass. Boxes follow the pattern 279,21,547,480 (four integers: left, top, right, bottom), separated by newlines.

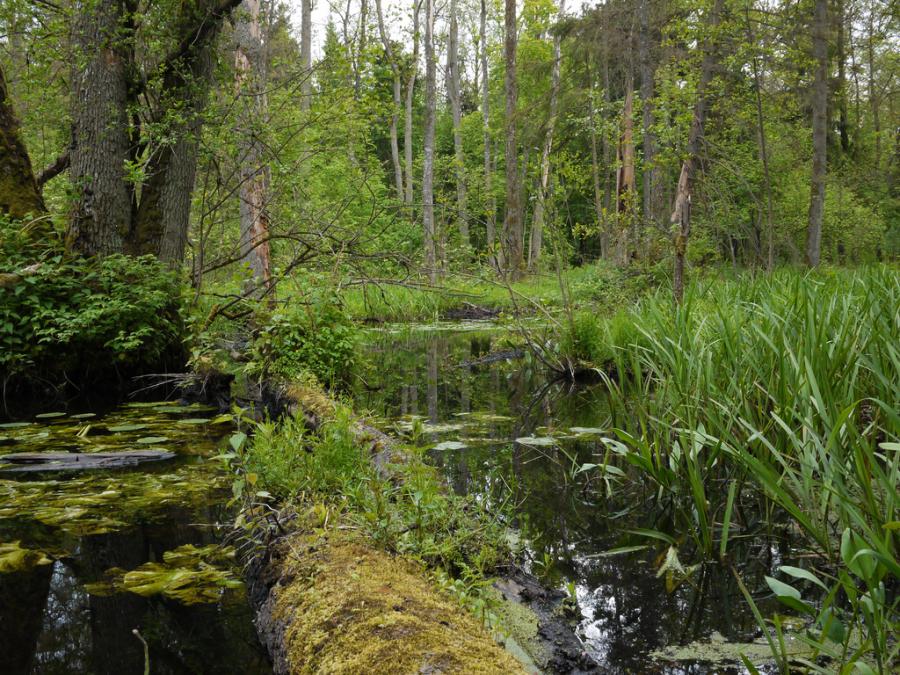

573,266,899,672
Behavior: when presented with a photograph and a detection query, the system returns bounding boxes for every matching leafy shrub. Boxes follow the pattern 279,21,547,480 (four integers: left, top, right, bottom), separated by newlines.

252,294,357,386
0,223,184,384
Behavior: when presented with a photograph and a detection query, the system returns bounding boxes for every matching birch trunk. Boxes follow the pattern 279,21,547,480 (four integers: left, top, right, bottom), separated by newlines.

422,0,437,282
404,0,421,207
448,0,469,244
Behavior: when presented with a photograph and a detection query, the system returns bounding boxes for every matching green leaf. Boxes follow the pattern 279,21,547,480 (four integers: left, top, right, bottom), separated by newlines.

779,565,828,592
765,575,801,600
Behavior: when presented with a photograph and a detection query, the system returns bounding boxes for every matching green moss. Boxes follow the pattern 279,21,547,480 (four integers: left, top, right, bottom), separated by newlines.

272,529,525,674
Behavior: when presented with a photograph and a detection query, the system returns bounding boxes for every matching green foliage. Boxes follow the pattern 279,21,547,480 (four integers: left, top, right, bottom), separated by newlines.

237,406,509,576
572,266,899,671
250,295,358,386
0,224,184,381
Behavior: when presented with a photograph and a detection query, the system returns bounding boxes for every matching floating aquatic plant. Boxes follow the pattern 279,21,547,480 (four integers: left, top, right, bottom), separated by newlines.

85,544,243,604
0,540,53,573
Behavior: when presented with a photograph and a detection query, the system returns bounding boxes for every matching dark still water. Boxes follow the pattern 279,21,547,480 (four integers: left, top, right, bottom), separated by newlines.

352,322,791,674
0,402,270,675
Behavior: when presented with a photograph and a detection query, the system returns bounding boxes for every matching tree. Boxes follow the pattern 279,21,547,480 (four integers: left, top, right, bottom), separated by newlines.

375,0,405,198
422,0,438,282
670,0,724,303
448,0,469,245
0,63,44,219
65,0,243,259
234,0,272,294
502,0,522,278
528,0,565,271
301,0,313,111
480,0,496,265
806,0,827,267
404,0,421,207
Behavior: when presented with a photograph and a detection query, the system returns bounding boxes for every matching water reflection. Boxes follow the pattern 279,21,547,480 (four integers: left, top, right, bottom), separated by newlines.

354,324,784,673
0,405,270,675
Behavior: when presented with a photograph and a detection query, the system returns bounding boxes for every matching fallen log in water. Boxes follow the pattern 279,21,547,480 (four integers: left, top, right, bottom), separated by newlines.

0,450,176,472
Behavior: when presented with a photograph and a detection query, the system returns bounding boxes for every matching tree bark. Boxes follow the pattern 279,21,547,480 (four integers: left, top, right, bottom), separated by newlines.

616,81,637,266
301,0,313,111
639,0,660,231
422,0,437,282
234,0,272,292
0,63,45,219
806,0,828,268
502,0,522,278
404,0,421,207
745,4,775,271
375,0,404,199
528,0,565,272
670,0,723,304
66,0,132,256
448,0,469,245
480,0,496,265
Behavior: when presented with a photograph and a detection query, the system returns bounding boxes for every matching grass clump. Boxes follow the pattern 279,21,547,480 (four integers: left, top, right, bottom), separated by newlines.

241,406,510,576
571,266,899,673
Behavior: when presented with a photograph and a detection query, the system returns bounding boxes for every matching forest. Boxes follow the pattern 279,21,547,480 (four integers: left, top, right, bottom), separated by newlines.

0,0,897,672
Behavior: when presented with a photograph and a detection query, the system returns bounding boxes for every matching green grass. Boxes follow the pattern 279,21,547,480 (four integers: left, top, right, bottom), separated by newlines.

572,265,899,673
236,405,510,576
336,260,660,322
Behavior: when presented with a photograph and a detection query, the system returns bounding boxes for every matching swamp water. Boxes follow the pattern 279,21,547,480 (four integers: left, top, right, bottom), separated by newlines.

352,322,797,674
0,402,270,674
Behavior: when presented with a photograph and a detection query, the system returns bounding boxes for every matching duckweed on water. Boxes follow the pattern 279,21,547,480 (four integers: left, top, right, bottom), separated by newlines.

84,544,243,605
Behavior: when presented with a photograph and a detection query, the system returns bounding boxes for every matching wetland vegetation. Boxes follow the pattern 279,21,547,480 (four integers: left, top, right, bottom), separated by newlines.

1,0,898,671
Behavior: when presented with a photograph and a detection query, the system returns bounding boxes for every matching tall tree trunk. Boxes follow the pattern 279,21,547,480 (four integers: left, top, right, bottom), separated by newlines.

639,0,660,231
806,0,828,268
867,14,881,170
234,0,272,292
502,0,522,278
375,0,404,198
670,0,723,303
836,0,849,153
130,42,215,264
0,64,45,220
616,81,637,266
480,0,496,265
745,4,775,272
300,0,313,111
67,0,132,256
404,0,421,207
589,78,605,258
528,0,565,272
422,0,437,282
448,0,469,245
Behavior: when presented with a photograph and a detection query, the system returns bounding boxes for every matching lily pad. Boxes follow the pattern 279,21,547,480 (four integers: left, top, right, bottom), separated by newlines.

176,418,210,425
136,436,169,444
433,441,468,451
71,413,97,420
0,541,53,573
0,422,31,429
569,427,605,435
35,412,67,419
107,424,149,432
515,436,557,447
